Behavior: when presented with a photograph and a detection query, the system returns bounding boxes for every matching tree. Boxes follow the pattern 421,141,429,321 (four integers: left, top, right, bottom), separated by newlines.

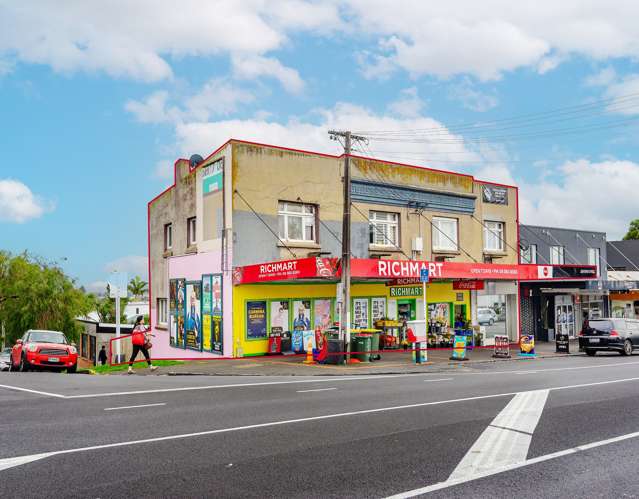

0,252,92,346
623,219,639,240
90,292,129,324
128,276,148,300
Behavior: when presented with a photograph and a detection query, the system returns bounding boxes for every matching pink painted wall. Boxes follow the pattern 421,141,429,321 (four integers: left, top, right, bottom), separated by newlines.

151,249,233,358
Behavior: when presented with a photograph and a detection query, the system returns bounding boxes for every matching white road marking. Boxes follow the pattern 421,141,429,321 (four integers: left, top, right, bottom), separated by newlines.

448,389,549,480
104,403,166,411
296,388,337,393
462,360,639,376
2,375,639,473
423,378,453,383
385,429,639,498
0,384,66,399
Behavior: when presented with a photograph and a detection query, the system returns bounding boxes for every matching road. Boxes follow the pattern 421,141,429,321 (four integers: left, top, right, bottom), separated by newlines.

2,353,639,498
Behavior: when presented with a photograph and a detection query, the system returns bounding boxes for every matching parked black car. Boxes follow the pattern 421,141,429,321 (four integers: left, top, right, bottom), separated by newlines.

579,318,639,356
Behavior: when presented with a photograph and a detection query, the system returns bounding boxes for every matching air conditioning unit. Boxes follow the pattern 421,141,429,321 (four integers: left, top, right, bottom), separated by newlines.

412,237,423,252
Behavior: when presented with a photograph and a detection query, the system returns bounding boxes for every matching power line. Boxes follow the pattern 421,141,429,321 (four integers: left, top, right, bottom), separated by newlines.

417,211,478,263
234,189,297,259
541,228,582,265
295,196,342,246
350,202,412,259
470,215,522,261
607,242,639,272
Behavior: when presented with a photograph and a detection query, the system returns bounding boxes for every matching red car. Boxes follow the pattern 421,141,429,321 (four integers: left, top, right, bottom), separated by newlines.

10,329,78,373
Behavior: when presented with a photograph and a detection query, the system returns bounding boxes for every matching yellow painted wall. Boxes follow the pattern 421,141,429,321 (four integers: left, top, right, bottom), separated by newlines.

232,282,470,356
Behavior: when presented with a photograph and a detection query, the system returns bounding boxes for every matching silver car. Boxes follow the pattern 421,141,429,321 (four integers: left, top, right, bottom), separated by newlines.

0,347,11,371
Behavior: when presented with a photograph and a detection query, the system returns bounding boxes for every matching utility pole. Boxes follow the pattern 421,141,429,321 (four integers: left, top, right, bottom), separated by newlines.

328,130,367,361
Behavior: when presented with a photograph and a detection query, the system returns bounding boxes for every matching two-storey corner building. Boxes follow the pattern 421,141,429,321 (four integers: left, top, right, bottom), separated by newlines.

147,139,594,359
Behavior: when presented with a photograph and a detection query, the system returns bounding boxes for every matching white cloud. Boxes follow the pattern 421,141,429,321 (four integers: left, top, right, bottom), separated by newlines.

105,255,148,279
585,67,617,87
387,87,425,118
520,158,639,239
231,55,304,94
0,179,52,223
348,1,639,80
126,79,255,125
448,78,499,112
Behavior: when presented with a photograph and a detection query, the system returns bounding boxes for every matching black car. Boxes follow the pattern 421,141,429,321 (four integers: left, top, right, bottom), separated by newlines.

579,318,639,356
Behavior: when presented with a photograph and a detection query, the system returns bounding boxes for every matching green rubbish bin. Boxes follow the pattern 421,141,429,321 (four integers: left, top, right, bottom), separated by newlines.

353,334,372,362
369,331,381,361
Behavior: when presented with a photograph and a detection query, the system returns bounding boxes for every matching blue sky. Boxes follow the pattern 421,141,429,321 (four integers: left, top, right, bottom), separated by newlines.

2,1,639,290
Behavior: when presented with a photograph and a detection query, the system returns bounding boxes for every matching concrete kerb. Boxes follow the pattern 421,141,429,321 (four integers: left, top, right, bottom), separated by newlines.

159,350,585,377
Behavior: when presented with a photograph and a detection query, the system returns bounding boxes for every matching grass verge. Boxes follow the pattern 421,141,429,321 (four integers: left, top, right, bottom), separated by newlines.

92,359,184,374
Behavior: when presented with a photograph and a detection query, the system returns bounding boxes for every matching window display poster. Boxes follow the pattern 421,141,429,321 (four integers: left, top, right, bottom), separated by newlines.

387,299,398,320
176,279,186,348
202,314,212,351
185,281,202,350
429,302,450,327
270,301,290,334
212,274,222,315
292,300,311,330
247,300,267,339
314,299,332,329
372,297,386,322
353,298,369,328
202,275,212,314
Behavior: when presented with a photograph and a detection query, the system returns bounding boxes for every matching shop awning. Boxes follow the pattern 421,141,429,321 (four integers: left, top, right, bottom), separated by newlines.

232,257,597,285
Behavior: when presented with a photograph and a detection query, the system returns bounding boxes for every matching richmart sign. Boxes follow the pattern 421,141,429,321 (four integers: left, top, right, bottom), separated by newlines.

389,286,422,297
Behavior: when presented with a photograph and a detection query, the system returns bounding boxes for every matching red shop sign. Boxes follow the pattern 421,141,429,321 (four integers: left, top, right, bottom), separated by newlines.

233,257,338,285
453,280,485,290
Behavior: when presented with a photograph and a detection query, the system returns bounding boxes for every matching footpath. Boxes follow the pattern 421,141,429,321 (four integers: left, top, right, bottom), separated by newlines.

135,340,582,377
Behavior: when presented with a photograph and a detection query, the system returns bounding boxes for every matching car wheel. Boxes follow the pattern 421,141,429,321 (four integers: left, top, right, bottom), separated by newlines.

585,349,596,356
67,364,77,374
622,339,633,356
19,355,29,372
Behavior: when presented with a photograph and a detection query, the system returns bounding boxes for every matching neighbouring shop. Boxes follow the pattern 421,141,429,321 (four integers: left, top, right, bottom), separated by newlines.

610,291,639,319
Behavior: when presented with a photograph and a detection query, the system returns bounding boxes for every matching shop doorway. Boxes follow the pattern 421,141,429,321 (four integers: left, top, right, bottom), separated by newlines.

397,299,416,321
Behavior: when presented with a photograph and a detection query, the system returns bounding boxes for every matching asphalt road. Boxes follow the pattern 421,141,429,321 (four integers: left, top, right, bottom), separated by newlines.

2,353,639,498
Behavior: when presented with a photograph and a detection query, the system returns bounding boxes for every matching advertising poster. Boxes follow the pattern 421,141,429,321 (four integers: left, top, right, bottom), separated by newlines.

176,279,186,348
169,279,177,346
292,329,304,353
212,274,223,352
519,334,536,356
202,314,212,351
246,300,267,339
450,335,468,361
202,275,212,314
185,281,202,351
212,316,222,352
212,275,222,315
292,300,311,330
202,158,224,195
387,299,398,320
313,299,332,330
302,329,316,352
428,302,450,327
371,297,386,323
353,298,369,328
270,300,290,334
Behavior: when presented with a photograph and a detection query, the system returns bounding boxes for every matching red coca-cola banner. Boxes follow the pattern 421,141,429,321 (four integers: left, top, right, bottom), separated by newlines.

453,280,485,290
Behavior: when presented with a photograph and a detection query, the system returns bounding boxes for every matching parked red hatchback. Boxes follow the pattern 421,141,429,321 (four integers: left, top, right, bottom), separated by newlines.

10,330,78,373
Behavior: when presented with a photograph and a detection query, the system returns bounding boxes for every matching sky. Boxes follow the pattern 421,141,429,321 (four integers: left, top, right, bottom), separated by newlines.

2,0,639,291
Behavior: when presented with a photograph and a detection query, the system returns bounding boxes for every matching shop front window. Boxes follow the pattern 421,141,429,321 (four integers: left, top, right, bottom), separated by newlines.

278,202,316,242
477,294,507,339
483,221,504,252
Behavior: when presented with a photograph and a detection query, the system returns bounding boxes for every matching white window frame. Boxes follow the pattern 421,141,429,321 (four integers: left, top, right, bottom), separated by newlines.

164,223,173,251
187,217,197,246
483,221,505,252
432,217,458,252
588,247,600,276
369,211,399,247
521,244,537,264
550,245,565,265
157,298,168,325
278,201,317,243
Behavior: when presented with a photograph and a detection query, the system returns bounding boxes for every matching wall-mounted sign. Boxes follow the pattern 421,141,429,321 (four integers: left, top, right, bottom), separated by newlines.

202,158,224,195
233,257,338,285
390,286,422,297
453,280,485,290
482,185,508,205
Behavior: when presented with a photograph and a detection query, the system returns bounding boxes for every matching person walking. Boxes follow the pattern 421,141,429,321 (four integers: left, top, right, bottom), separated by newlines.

98,345,108,366
128,315,157,374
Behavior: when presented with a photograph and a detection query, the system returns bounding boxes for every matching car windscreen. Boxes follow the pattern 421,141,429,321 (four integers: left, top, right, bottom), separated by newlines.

27,331,67,344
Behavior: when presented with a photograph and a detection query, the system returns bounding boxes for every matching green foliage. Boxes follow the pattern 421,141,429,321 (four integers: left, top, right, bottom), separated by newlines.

90,292,129,324
0,252,91,345
128,275,148,300
623,219,639,240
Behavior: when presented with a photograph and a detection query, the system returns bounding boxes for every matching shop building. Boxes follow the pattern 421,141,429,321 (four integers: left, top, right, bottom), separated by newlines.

518,224,606,341
607,240,639,319
149,139,533,357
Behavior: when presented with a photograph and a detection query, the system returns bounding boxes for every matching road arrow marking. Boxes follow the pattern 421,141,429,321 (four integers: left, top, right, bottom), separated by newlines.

0,453,54,472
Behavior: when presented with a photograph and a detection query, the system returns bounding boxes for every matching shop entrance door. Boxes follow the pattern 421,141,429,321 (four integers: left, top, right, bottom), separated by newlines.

397,299,416,321
555,295,576,339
